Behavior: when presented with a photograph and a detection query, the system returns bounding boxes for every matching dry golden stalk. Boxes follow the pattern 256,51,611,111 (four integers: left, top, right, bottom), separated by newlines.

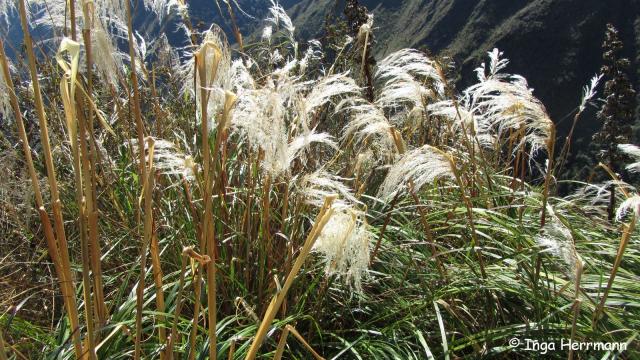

80,3,109,326
69,0,77,40
540,125,557,227
272,327,290,360
245,195,336,360
134,137,156,360
408,183,447,279
224,1,244,50
150,232,167,352
194,40,222,360
186,40,222,360
227,338,237,360
183,246,212,265
389,127,406,154
285,325,326,360
58,38,98,359
260,173,272,291
9,11,85,357
369,192,400,266
18,0,75,297
593,215,636,326
124,0,147,180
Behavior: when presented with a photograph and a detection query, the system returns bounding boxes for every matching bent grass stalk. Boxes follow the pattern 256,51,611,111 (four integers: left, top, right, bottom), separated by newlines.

245,195,336,360
194,40,223,360
81,0,108,327
16,4,87,357
58,38,98,359
273,324,327,360
0,39,85,359
285,325,326,360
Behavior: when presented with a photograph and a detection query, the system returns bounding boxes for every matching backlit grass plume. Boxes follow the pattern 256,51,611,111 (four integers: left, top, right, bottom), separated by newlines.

535,206,582,278
615,194,640,221
618,144,640,173
466,48,554,156
130,138,196,181
301,170,360,209
313,208,373,292
378,145,454,199
339,101,397,157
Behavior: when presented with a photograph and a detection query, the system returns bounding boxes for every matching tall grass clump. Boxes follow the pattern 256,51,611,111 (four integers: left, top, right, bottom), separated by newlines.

0,1,638,359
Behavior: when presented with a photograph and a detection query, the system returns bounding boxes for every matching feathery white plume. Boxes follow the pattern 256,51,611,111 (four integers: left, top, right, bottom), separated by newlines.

266,0,295,46
305,73,359,112
130,138,196,181
179,25,231,97
91,25,124,89
579,74,603,113
286,131,338,165
536,206,582,278
339,101,396,157
313,208,372,292
475,48,509,82
231,80,336,176
262,25,273,41
616,194,640,221
376,49,446,99
299,40,322,73
301,170,360,209
567,181,633,210
426,99,498,147
618,144,640,173
467,49,553,156
302,72,360,124
378,145,454,199
179,26,232,131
